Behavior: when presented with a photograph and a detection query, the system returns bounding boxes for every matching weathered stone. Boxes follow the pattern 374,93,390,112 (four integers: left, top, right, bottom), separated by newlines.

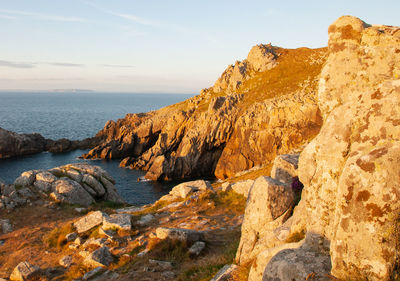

136,214,155,225
262,234,331,281
236,176,294,265
82,174,105,196
246,43,277,72
169,180,212,199
220,182,232,192
34,171,57,193
155,227,203,243
102,214,131,231
2,184,16,197
231,179,254,198
0,219,12,233
148,259,173,270
51,178,94,206
83,238,107,248
82,266,105,281
59,255,73,268
188,241,206,256
9,261,40,281
65,232,78,242
270,153,299,184
14,171,37,187
288,16,400,281
65,168,83,182
17,188,34,199
84,246,113,268
210,264,238,281
74,211,107,233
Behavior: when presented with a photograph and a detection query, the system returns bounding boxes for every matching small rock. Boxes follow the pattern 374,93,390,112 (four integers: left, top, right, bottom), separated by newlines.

99,227,116,239
83,238,107,248
220,182,232,192
210,264,238,281
231,180,254,198
189,241,206,256
137,249,149,257
115,206,143,213
79,250,91,258
84,247,113,268
75,207,88,213
9,261,40,281
148,259,173,270
155,227,203,243
102,213,131,231
74,211,107,233
59,255,73,268
0,219,12,233
69,244,80,250
136,214,155,226
66,232,78,242
82,266,105,281
161,271,176,279
74,237,83,245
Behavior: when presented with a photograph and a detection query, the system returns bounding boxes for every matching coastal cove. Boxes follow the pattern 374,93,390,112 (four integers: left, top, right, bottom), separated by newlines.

0,92,192,205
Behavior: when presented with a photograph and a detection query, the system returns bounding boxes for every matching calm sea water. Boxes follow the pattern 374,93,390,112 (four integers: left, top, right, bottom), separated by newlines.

0,92,192,205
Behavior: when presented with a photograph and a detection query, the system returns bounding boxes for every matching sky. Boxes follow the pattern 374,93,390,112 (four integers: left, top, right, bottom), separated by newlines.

0,0,399,94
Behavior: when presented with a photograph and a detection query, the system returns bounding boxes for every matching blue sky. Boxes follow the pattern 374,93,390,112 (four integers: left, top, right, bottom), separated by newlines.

0,0,399,93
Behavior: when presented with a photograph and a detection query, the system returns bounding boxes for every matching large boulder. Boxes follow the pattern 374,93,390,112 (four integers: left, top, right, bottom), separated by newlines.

9,261,40,281
231,179,254,198
270,153,299,184
289,16,400,280
74,211,107,234
169,180,213,199
51,178,94,206
155,227,204,243
84,247,113,268
236,176,294,265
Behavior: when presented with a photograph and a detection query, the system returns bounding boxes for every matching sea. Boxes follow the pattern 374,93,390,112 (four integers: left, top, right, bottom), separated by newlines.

0,92,193,206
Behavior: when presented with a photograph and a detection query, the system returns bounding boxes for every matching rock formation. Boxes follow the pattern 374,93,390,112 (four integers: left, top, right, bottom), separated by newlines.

0,127,100,159
83,46,326,181
235,16,400,281
3,163,125,208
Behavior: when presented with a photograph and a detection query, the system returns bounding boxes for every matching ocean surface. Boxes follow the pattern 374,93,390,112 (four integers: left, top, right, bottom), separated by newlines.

0,92,193,205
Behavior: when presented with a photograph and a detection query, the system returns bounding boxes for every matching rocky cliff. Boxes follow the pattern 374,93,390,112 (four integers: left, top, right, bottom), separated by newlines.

235,16,400,281
83,46,326,181
0,127,100,158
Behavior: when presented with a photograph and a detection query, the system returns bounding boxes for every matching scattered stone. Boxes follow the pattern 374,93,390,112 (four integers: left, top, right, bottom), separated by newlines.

189,241,206,256
84,246,113,268
65,232,78,242
155,227,203,243
169,180,213,199
220,182,232,192
79,250,91,259
69,244,79,250
74,237,83,245
14,171,37,187
231,179,254,198
99,227,116,239
17,187,34,199
75,207,88,213
74,211,107,233
102,213,131,231
82,266,105,281
0,219,12,233
161,271,176,279
115,206,143,213
9,261,40,281
148,259,173,270
59,256,73,268
83,238,107,248
210,264,238,281
136,214,154,225
137,249,149,257
158,201,184,212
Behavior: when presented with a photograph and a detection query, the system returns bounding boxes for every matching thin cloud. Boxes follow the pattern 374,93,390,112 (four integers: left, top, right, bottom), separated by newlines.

101,64,135,68
0,60,34,68
0,9,88,22
0,14,16,20
45,62,84,67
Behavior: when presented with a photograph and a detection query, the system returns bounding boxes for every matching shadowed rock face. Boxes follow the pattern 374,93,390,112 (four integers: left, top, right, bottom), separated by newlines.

0,127,100,159
83,46,326,181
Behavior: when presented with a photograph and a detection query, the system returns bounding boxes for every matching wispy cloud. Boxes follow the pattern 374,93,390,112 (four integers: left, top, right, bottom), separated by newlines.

0,14,17,20
0,9,88,22
45,62,84,67
101,64,135,68
0,60,34,68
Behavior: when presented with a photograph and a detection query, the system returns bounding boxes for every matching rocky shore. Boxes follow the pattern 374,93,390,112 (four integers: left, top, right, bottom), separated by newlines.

0,127,100,159
1,15,400,281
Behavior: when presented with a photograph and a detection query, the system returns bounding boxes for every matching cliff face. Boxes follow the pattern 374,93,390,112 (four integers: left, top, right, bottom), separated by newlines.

83,46,326,181
234,16,400,281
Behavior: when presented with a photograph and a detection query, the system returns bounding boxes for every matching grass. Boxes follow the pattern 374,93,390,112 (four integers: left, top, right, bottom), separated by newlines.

212,190,247,213
148,238,189,264
44,222,75,249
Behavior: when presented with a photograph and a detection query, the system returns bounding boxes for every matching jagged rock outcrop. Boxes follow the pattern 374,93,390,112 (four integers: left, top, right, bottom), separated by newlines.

238,16,400,281
83,46,326,181
12,164,124,207
0,127,100,159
